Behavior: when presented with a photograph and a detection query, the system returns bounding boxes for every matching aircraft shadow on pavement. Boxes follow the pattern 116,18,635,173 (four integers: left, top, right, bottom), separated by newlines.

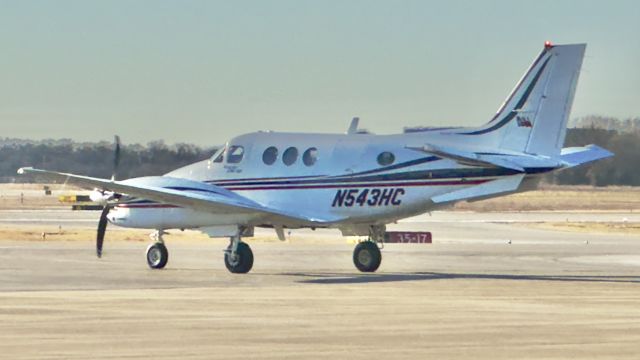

288,272,640,285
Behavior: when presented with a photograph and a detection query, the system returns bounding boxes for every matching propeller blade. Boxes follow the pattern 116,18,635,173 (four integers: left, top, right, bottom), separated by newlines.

96,205,110,258
112,135,121,181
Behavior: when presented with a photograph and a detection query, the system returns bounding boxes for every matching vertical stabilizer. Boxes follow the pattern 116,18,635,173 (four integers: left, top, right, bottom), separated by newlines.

459,43,586,157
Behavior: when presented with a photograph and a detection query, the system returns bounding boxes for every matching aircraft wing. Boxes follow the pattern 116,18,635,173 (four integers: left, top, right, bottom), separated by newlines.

17,167,338,226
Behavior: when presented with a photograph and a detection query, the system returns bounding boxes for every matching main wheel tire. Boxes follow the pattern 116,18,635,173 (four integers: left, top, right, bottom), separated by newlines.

353,241,382,272
224,242,254,274
146,242,169,269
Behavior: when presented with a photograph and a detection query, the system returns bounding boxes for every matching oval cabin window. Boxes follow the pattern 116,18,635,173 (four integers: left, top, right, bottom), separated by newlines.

302,147,318,166
282,147,298,166
262,146,278,165
377,151,395,166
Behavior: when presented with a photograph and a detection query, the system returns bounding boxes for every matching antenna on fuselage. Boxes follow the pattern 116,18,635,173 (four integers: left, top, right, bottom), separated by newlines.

347,117,360,135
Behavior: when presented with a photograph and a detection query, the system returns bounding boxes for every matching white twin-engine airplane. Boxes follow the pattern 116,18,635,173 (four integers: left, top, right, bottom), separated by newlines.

19,43,612,274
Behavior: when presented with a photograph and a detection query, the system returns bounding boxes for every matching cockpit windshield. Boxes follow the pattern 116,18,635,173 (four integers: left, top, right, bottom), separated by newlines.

211,147,225,163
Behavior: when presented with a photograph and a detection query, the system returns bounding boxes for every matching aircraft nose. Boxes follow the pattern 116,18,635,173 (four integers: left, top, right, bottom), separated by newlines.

107,207,128,224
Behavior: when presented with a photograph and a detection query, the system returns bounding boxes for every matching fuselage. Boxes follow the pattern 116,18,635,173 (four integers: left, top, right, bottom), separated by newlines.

107,130,551,233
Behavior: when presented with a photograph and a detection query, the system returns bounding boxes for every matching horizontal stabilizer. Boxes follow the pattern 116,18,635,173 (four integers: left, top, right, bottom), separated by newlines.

432,174,525,204
559,145,613,168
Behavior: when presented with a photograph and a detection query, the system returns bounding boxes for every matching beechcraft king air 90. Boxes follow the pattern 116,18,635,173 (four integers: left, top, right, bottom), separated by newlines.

18,43,612,273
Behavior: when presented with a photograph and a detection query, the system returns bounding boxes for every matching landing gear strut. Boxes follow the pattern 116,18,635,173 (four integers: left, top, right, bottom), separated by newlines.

146,230,169,269
352,225,384,272
224,233,254,274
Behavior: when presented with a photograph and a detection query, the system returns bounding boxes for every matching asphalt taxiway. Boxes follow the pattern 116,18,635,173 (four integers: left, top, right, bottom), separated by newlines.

1,211,639,359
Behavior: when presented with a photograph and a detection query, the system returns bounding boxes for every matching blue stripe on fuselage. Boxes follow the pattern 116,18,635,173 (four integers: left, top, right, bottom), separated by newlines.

207,166,555,188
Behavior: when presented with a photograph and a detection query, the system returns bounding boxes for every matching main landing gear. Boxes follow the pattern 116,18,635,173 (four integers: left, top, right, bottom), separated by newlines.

352,225,385,273
224,233,254,273
146,230,169,269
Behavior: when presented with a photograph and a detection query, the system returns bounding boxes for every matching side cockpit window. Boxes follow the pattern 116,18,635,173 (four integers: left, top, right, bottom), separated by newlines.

227,145,244,164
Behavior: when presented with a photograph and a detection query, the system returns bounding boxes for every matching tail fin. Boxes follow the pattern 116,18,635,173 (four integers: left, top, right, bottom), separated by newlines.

460,43,586,157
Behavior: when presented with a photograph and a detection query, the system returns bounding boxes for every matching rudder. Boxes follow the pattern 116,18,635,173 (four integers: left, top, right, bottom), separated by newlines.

524,44,585,156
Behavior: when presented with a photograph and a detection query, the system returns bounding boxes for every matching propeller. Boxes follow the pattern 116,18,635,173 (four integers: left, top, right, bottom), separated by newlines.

96,205,110,258
96,135,121,258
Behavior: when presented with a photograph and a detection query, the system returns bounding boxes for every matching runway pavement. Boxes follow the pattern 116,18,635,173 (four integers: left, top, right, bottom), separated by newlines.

1,208,639,227
1,210,640,359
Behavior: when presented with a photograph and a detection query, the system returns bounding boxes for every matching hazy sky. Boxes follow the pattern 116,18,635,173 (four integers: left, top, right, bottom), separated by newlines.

2,0,639,145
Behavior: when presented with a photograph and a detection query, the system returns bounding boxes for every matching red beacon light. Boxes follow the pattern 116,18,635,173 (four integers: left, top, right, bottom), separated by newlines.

544,41,554,49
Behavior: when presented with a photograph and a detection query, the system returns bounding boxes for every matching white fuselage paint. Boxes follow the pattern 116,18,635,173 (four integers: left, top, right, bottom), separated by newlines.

107,131,544,234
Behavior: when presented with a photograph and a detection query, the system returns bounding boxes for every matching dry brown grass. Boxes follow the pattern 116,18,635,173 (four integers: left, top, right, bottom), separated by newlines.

0,226,154,242
0,183,85,209
455,185,640,212
0,225,288,243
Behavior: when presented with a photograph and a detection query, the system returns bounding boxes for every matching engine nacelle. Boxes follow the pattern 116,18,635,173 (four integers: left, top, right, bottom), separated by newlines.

89,189,116,203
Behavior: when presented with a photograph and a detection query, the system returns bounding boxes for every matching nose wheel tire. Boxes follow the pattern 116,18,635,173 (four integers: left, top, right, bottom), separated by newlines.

224,242,254,274
146,242,168,269
353,241,382,272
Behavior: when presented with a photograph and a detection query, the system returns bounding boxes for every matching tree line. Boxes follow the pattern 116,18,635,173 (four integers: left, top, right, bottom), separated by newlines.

0,139,216,183
1,126,638,186
551,128,639,186
570,115,640,133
